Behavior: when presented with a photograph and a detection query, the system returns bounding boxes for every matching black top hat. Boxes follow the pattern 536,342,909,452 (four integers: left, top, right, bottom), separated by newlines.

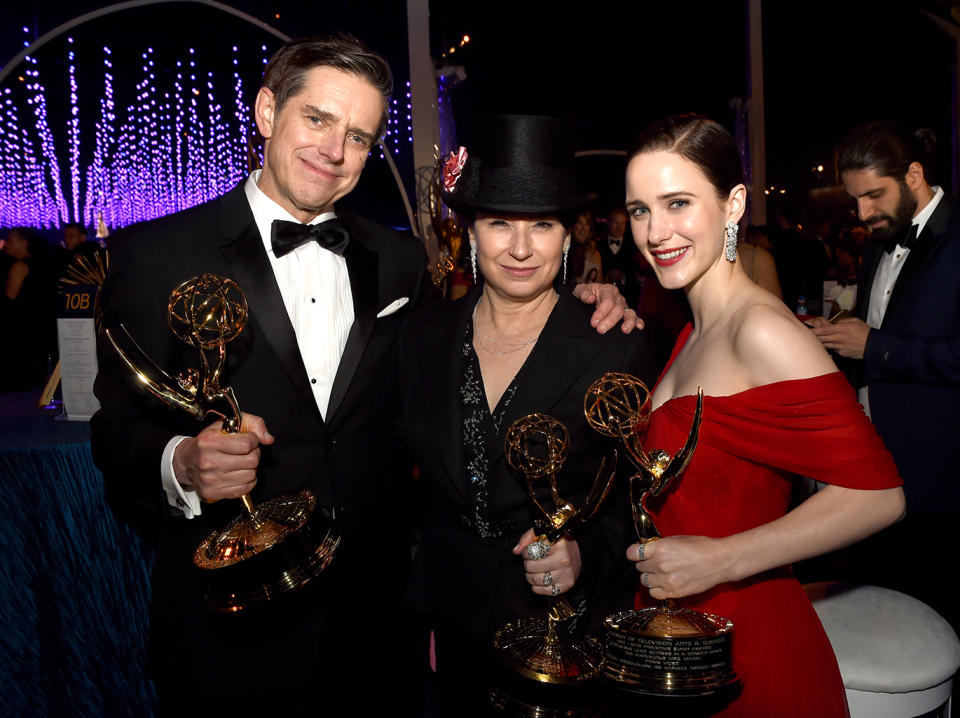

441,115,589,216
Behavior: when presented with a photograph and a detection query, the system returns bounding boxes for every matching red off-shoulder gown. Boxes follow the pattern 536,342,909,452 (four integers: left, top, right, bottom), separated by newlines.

635,324,902,717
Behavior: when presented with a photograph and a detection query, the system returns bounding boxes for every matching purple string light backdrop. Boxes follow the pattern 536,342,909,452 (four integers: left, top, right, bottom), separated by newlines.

0,33,414,231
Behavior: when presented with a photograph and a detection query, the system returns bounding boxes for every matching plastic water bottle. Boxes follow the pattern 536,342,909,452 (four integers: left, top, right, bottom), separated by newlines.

796,296,808,316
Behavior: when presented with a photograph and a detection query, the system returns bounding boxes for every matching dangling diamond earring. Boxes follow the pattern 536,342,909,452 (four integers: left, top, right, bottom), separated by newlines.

470,239,478,280
724,221,739,263
562,244,569,284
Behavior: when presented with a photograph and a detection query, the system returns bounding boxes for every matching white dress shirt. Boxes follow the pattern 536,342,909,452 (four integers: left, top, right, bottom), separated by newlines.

161,170,354,517
859,186,943,416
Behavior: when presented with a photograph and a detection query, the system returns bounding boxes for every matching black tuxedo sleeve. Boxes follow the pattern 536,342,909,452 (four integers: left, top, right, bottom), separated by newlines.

863,324,960,386
408,254,442,314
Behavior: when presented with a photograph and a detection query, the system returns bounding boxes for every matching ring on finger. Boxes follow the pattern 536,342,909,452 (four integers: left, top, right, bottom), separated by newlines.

637,542,647,562
641,572,653,589
551,583,560,597
542,571,553,587
526,540,551,561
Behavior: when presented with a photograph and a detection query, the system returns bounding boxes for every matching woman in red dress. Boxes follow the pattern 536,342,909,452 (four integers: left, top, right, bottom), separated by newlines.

623,115,906,716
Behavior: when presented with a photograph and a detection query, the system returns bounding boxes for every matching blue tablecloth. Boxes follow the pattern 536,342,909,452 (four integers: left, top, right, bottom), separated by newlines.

0,391,156,717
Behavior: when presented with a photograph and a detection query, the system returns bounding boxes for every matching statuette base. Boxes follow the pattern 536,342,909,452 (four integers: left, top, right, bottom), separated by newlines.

602,607,738,696
494,618,603,684
193,490,341,613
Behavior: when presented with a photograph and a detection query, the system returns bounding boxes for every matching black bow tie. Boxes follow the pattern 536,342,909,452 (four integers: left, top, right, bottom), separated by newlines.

271,218,350,258
609,237,622,247
881,223,918,254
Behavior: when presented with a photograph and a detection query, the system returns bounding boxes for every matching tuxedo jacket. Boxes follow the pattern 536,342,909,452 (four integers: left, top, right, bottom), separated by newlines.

598,236,641,307
397,287,656,660
855,195,960,509
597,236,636,279
90,182,434,712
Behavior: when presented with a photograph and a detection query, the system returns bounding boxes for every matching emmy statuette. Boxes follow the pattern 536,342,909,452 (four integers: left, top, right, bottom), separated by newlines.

105,274,340,613
493,413,617,684
584,372,738,696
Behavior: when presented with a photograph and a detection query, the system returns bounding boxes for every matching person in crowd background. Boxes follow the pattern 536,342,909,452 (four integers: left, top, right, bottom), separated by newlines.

565,209,604,290
598,207,640,305
53,222,105,280
1,227,56,392
842,224,870,276
744,223,772,250
737,224,782,299
772,207,828,314
814,218,857,285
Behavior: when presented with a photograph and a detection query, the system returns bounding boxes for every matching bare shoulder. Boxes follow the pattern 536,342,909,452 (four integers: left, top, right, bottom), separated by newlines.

732,301,836,385
753,245,776,267
7,260,29,279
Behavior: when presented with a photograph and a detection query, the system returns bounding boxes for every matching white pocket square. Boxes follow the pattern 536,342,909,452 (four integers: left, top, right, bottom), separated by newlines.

376,297,409,318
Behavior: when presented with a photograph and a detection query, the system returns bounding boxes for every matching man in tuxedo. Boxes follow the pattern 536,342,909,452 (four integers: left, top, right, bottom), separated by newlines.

598,207,639,305
91,34,633,716
808,121,960,629
91,34,437,716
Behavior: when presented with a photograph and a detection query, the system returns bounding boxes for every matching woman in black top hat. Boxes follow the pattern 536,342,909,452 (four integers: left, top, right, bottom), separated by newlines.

397,116,656,688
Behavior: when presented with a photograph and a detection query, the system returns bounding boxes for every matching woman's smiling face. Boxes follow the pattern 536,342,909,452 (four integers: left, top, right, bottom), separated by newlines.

626,150,736,291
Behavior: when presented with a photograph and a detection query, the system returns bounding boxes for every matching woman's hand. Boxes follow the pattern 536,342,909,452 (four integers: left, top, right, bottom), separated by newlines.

572,282,643,334
626,486,905,601
626,536,732,601
514,528,582,596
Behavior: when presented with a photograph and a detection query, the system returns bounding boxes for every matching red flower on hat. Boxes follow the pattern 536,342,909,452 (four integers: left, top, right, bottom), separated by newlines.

442,146,468,192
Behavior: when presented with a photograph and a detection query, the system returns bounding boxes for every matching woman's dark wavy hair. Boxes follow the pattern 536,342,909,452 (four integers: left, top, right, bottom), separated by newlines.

838,121,937,185
261,33,393,140
628,114,744,200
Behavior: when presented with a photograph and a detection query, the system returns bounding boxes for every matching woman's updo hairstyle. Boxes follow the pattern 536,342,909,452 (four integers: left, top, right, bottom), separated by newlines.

629,114,744,201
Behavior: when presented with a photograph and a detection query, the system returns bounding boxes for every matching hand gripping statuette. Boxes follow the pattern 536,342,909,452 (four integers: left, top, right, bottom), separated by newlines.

584,372,738,696
494,413,618,684
104,274,340,613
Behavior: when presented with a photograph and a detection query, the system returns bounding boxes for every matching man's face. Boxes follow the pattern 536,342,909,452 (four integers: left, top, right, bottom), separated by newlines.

607,211,627,239
255,66,384,223
63,226,85,250
841,167,917,240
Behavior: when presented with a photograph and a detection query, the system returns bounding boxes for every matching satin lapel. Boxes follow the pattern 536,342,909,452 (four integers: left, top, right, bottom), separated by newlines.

218,193,320,419
425,290,477,504
325,233,379,425
492,291,597,467
884,196,955,326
